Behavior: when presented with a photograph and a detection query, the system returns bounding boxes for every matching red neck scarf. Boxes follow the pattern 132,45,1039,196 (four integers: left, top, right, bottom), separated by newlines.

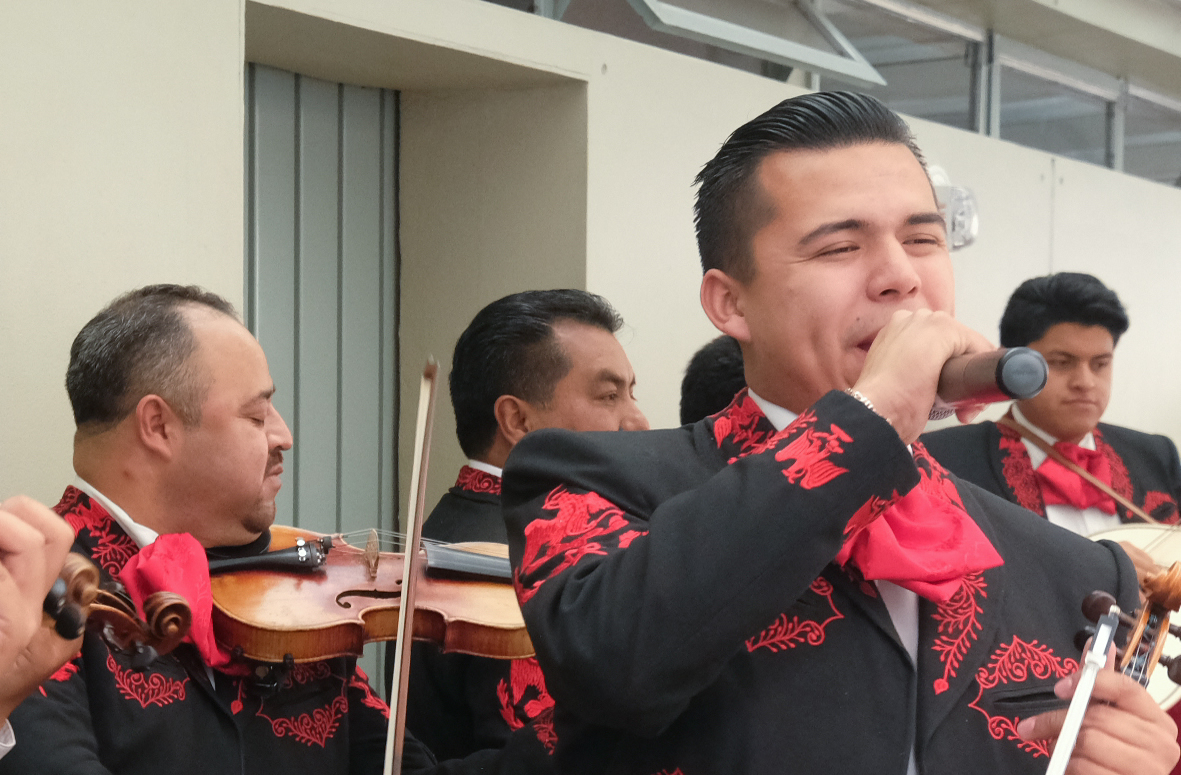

836,447,1004,603
1036,442,1116,514
120,533,249,675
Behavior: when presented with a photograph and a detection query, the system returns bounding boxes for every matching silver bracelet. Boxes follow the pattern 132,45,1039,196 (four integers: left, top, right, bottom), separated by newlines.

844,388,876,414
844,388,893,429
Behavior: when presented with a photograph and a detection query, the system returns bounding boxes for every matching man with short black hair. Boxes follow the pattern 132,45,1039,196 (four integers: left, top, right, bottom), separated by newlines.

501,93,1177,774
679,335,745,425
923,272,1181,534
402,289,647,770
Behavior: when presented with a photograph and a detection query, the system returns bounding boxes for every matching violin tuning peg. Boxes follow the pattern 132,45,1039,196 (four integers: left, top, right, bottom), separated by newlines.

130,643,158,670
1163,655,1181,686
53,603,86,640
1082,591,1118,623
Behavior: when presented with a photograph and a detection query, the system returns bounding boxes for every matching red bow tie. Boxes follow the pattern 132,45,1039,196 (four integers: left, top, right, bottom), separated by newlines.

836,448,1004,604
1036,442,1116,514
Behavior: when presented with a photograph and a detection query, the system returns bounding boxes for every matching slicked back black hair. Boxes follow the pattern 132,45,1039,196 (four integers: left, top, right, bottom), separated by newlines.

999,273,1129,347
694,91,926,282
66,284,239,431
680,335,746,425
450,290,624,459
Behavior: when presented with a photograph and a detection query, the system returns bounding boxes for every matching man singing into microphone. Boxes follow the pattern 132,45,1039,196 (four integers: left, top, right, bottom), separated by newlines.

500,92,1177,774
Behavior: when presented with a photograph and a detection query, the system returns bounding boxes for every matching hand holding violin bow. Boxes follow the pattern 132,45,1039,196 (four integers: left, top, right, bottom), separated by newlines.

1017,563,1181,774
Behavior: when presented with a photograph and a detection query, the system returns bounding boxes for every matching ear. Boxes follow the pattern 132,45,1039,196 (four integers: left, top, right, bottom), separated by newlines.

493,394,534,447
700,268,752,342
134,394,181,461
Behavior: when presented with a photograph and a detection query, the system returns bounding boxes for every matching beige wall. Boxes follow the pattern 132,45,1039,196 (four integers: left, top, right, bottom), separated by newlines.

0,0,245,502
5,0,1181,510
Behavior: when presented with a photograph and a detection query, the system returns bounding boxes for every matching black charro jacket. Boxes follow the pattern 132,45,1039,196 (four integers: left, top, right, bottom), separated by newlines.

502,390,1138,775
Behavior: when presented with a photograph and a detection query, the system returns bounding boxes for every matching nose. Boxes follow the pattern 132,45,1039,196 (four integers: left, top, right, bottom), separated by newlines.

868,240,921,300
620,400,650,431
269,405,294,450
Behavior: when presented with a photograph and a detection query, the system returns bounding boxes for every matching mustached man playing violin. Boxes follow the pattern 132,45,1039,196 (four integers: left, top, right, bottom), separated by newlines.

0,284,529,775
501,92,1179,775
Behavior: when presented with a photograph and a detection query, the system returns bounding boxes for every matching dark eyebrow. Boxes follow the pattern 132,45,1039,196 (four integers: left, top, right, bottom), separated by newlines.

799,219,865,247
907,212,947,230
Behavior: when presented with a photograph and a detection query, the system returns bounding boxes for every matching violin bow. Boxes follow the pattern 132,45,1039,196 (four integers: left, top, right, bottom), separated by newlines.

383,360,439,775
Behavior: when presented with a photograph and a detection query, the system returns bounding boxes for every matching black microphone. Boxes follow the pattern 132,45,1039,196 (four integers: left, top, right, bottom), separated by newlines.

929,347,1047,420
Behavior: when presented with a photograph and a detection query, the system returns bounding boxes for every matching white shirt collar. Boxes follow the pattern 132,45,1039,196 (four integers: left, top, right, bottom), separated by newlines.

747,389,798,433
467,459,503,479
71,476,159,549
1010,404,1095,469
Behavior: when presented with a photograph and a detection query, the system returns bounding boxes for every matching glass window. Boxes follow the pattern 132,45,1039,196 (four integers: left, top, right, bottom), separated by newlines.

998,67,1108,167
821,0,978,131
1124,96,1181,187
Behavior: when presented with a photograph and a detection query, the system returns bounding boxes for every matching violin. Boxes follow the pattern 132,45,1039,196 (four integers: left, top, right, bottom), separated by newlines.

1046,561,1181,774
44,551,193,666
207,525,533,664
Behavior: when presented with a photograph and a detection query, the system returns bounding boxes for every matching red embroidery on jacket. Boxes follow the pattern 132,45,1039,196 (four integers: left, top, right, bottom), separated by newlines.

712,390,775,454
930,572,987,693
968,638,1078,758
287,661,333,684
264,695,348,748
106,653,188,708
746,577,844,653
455,465,502,495
774,418,852,489
653,770,685,775
55,486,139,576
350,667,390,719
231,679,247,714
1144,491,1180,524
998,429,1045,515
1095,433,1133,507
514,486,646,604
496,658,557,752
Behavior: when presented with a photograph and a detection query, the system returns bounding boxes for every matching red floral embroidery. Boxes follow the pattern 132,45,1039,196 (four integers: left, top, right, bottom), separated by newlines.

652,770,685,775
55,487,139,576
1144,491,1180,524
930,572,987,694
712,390,775,454
514,486,646,604
264,695,348,748
106,653,188,708
1095,433,1133,507
496,657,557,752
746,577,844,653
350,667,390,719
455,465,502,496
968,637,1078,758
255,666,349,747
287,661,333,684
998,427,1045,516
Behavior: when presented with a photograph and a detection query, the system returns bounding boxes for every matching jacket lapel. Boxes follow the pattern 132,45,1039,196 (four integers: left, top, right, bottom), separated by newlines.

914,480,1006,746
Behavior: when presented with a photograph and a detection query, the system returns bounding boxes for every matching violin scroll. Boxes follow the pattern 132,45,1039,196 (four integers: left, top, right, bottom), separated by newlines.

43,553,101,639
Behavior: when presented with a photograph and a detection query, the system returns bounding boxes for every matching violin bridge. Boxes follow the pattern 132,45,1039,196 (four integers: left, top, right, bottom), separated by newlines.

365,529,380,581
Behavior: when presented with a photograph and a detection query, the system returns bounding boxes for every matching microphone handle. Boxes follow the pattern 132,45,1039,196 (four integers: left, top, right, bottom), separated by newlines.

933,347,1047,414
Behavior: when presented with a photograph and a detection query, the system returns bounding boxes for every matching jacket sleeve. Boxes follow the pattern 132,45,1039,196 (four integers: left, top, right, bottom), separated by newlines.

0,641,113,775
501,391,918,735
